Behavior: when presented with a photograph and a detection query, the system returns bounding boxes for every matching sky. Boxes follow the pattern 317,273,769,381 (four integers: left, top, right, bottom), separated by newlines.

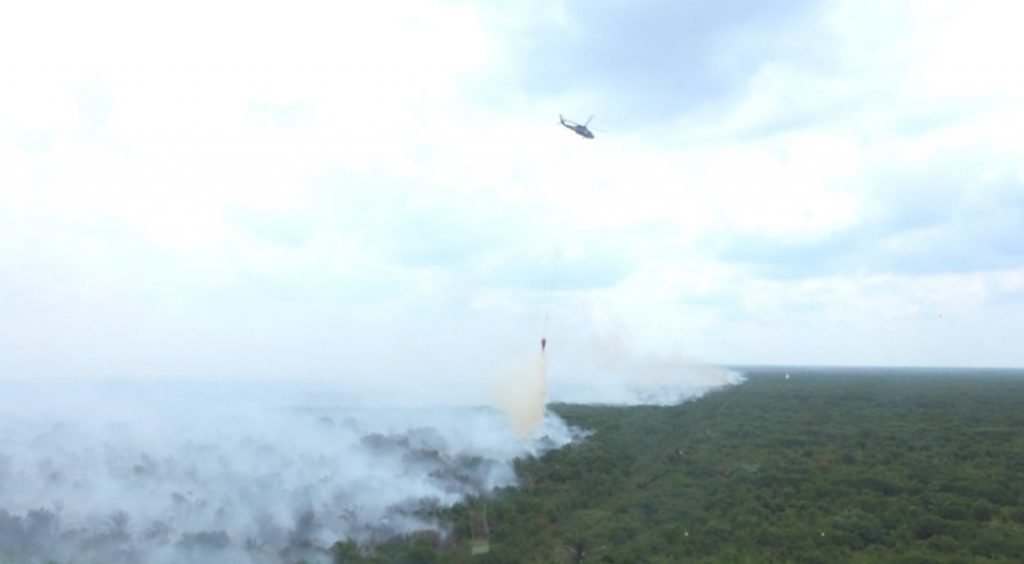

2,0,1023,394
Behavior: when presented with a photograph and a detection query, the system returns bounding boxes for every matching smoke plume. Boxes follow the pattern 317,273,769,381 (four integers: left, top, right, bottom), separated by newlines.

0,378,577,564
546,333,744,405
0,334,743,563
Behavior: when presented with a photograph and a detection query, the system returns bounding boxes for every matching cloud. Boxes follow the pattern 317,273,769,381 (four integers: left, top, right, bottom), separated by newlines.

3,0,1024,379
494,0,826,124
711,155,1024,278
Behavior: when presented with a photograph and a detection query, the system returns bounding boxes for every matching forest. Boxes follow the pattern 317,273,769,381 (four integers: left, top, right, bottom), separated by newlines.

334,367,1024,563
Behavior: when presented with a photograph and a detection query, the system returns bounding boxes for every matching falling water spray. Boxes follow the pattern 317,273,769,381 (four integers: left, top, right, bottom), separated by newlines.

495,349,548,438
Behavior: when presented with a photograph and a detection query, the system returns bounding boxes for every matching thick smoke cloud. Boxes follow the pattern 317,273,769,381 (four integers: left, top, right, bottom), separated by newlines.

0,354,740,563
0,378,578,563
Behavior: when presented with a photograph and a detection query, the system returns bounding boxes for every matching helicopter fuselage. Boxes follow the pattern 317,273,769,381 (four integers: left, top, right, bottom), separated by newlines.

560,115,595,139
569,124,594,138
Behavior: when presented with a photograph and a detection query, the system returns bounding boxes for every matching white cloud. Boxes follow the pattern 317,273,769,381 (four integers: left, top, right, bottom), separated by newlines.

2,0,1024,386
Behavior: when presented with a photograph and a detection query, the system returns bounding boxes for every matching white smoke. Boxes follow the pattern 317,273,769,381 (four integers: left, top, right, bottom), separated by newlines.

546,334,744,405
0,378,578,563
0,330,745,564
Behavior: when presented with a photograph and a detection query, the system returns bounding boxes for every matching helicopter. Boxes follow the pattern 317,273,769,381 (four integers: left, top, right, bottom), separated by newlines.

559,114,596,139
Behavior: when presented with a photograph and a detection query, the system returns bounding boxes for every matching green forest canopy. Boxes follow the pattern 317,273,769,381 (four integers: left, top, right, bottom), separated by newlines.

335,367,1024,563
